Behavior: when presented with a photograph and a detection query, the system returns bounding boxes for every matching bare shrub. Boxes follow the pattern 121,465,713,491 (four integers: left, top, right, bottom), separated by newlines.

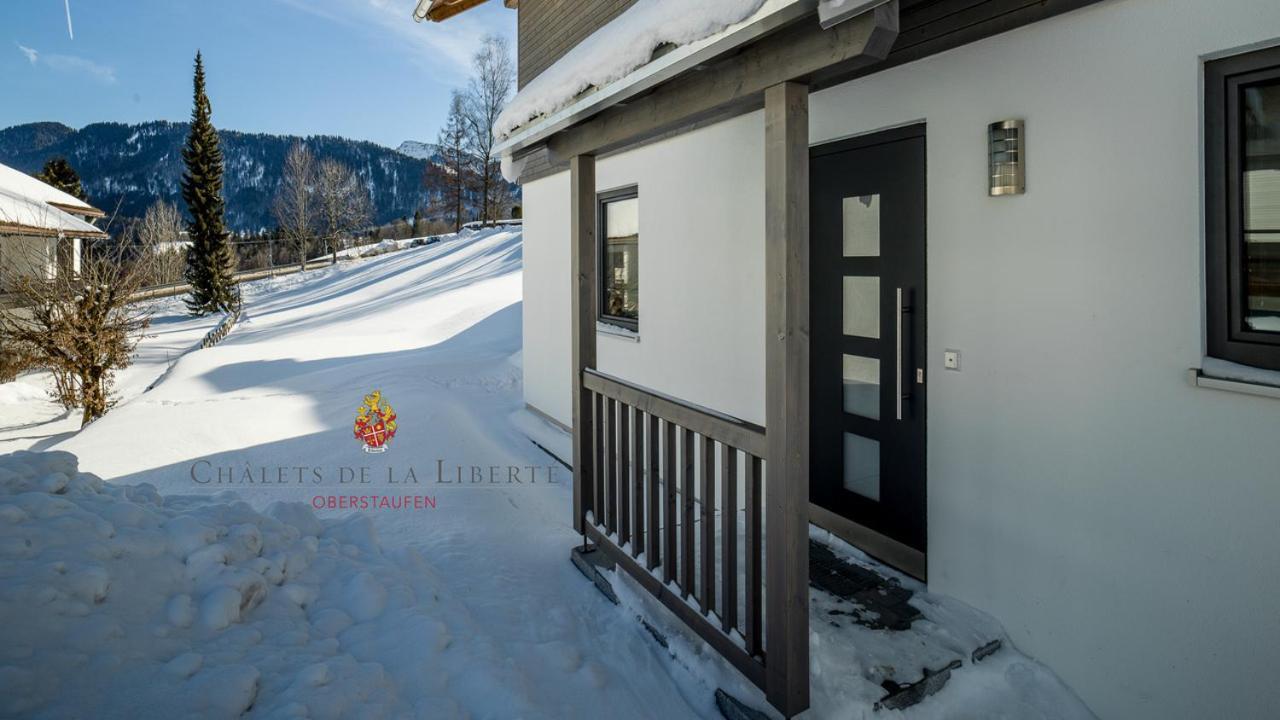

0,241,152,426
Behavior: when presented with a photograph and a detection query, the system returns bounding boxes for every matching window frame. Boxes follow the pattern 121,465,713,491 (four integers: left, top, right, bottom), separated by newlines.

1206,45,1280,370
597,185,640,332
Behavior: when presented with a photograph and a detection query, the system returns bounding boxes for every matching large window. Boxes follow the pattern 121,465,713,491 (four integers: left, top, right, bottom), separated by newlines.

1207,46,1280,370
598,187,639,330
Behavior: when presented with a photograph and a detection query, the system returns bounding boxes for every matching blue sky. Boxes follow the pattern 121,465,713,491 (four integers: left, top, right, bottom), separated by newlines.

0,0,516,148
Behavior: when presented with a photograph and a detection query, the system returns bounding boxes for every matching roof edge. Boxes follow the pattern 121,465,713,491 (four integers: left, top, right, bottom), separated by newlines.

493,0,817,159
0,222,108,239
49,201,106,218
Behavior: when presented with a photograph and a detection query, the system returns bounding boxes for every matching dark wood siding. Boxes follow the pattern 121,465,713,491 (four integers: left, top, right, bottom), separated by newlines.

518,0,638,89
835,0,1105,84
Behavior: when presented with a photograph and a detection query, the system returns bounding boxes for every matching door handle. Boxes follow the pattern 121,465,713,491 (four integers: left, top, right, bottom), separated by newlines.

896,287,912,420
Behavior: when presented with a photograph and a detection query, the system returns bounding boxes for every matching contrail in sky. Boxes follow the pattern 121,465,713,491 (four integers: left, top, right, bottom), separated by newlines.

64,0,74,39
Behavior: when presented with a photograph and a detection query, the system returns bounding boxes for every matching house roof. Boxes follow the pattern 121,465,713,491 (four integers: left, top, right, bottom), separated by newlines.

492,0,812,158
0,162,105,218
412,0,516,23
0,185,108,240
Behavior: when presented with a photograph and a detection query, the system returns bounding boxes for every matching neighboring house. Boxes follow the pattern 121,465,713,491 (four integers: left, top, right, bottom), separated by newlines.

424,1,1279,718
0,162,107,290
153,230,193,257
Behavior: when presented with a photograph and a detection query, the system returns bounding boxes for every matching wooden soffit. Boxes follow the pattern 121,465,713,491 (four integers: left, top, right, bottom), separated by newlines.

417,0,499,22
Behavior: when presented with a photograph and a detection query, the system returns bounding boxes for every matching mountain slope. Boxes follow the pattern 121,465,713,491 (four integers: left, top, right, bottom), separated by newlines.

0,122,502,232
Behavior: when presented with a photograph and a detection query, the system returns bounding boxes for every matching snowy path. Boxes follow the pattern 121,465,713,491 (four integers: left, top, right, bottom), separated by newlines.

1,230,709,718
0,229,1093,719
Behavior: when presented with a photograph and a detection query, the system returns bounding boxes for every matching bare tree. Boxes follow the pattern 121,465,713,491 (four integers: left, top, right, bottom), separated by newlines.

428,89,473,231
274,142,316,270
0,241,152,426
133,200,187,286
463,35,515,224
315,158,372,264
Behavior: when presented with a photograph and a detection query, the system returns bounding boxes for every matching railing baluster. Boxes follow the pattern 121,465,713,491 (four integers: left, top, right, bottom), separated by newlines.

681,427,696,598
618,404,631,548
721,444,738,633
593,392,604,524
605,397,616,533
647,412,660,569
701,435,716,615
632,408,645,559
745,454,763,657
663,419,677,585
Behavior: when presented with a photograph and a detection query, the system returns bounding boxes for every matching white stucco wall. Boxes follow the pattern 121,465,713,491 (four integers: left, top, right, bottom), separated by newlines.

520,1,1280,717
522,112,768,427
522,172,574,424
0,235,56,288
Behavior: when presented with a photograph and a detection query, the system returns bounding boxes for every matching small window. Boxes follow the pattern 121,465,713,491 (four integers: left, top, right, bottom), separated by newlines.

598,187,639,330
1206,46,1280,370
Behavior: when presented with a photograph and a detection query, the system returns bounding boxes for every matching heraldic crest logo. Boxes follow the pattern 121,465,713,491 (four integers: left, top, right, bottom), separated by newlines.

354,390,398,453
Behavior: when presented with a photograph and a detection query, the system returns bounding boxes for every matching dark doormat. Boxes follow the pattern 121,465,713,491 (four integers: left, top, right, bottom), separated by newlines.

809,539,921,631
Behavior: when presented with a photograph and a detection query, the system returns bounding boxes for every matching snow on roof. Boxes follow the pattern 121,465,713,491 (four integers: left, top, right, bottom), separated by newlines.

0,162,103,218
495,0,778,142
0,185,107,238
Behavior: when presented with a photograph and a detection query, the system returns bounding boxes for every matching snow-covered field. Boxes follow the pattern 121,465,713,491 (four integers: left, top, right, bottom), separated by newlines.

0,228,1092,718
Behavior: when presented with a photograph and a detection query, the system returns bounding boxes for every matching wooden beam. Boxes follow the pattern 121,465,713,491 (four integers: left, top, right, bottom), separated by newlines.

763,81,810,717
425,0,490,22
48,202,106,218
810,502,927,581
583,369,767,457
546,3,897,163
570,154,596,534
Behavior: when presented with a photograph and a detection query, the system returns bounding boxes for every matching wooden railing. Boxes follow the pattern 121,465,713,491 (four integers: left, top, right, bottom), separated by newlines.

567,78,816,715
579,368,768,687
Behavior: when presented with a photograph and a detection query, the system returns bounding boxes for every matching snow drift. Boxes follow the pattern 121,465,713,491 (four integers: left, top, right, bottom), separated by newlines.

0,450,444,718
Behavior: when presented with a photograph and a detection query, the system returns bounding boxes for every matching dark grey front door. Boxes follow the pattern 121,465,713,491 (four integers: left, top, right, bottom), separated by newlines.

810,125,927,558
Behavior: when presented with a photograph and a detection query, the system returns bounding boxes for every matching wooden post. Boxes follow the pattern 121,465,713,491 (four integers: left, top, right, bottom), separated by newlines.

764,81,810,716
570,154,597,534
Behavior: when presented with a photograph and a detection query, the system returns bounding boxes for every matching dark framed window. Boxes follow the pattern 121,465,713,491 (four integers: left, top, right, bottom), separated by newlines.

598,186,639,331
1206,46,1280,370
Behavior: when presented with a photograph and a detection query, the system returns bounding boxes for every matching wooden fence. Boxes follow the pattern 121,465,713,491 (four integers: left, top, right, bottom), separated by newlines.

200,306,242,349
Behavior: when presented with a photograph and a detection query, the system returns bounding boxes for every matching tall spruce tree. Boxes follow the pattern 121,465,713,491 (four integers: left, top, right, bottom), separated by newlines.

181,51,238,316
36,157,87,202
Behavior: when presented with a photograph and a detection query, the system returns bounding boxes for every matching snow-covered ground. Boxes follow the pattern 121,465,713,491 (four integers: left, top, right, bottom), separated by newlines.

0,228,1092,718
0,296,220,454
